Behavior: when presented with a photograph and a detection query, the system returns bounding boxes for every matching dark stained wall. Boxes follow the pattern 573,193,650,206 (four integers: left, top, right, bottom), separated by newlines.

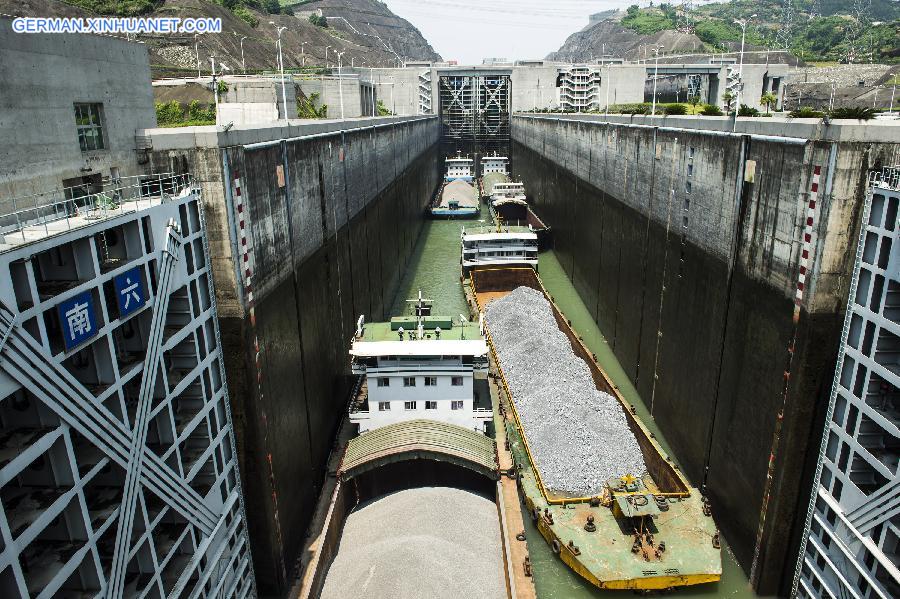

150,118,440,596
511,115,898,595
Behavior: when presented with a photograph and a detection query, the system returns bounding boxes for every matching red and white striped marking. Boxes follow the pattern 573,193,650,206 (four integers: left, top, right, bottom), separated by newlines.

794,165,821,312
232,171,286,576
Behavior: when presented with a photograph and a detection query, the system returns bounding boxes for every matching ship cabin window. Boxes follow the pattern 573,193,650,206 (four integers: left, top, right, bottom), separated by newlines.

451,400,464,410
425,401,438,410
452,376,463,386
404,401,417,410
403,377,416,387
378,401,390,411
377,377,390,387
424,376,437,386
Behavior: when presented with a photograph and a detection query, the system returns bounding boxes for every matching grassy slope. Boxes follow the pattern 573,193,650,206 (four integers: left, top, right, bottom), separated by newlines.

619,1,898,63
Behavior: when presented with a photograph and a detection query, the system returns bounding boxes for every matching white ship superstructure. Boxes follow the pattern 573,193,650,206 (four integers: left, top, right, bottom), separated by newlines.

0,174,254,598
348,293,491,434
481,153,509,176
461,225,538,274
445,154,475,182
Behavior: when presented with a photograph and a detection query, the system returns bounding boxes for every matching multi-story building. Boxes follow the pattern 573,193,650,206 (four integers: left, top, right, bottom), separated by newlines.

794,166,900,599
0,17,156,206
557,65,603,112
348,303,491,434
0,175,255,597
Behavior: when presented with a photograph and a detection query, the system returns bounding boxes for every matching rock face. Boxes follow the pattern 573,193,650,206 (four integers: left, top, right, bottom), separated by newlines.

321,487,504,599
299,0,440,63
0,0,440,76
547,16,705,62
485,286,646,497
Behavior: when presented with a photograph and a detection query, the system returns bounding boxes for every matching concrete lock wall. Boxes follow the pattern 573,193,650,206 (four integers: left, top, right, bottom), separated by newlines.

227,121,439,595
143,116,440,596
510,114,899,595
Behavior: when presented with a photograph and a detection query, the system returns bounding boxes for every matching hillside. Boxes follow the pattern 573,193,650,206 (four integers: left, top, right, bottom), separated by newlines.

0,0,440,76
550,1,899,64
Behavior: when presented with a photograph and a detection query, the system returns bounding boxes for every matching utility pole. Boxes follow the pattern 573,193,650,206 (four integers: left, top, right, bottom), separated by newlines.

271,23,288,121
371,67,376,116
326,45,332,68
734,14,757,114
605,62,611,117
211,56,218,126
194,34,202,79
337,51,346,119
651,45,664,116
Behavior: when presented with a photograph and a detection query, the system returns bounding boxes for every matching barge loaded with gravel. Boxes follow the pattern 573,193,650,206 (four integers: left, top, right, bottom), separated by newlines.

466,267,722,591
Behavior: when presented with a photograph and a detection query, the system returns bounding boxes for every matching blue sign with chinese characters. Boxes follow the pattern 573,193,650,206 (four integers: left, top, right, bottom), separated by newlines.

113,266,146,318
58,291,98,351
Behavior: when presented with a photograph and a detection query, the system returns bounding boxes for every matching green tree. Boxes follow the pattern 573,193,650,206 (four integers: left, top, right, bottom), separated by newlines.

760,92,778,115
376,100,392,116
155,101,183,126
722,90,735,112
233,6,258,27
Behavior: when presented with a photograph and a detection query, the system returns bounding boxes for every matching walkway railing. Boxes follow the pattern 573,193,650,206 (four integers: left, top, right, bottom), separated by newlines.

0,173,194,244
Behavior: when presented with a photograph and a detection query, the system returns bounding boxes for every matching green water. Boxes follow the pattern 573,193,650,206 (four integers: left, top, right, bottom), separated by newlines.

390,204,490,317
390,208,757,598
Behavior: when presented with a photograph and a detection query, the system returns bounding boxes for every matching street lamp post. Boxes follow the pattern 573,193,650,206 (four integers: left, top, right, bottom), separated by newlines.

734,14,757,114
301,41,307,67
325,45,332,68
389,75,395,114
270,23,288,121
370,67,376,116
651,45,664,116
605,61,611,117
337,51,346,119
210,56,218,126
238,35,247,74
194,34,202,79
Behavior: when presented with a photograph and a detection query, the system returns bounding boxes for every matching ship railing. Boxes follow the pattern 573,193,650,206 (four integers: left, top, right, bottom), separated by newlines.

0,173,194,245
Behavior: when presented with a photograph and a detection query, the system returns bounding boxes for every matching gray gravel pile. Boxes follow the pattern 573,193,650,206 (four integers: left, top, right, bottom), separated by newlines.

321,487,504,599
485,286,646,496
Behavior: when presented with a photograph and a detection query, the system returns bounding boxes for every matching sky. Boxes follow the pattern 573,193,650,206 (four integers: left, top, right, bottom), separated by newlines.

382,0,643,64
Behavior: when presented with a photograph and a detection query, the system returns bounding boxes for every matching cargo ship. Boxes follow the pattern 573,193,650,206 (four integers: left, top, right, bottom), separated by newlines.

476,155,551,248
431,154,480,218
460,223,539,275
464,266,722,591
295,292,536,599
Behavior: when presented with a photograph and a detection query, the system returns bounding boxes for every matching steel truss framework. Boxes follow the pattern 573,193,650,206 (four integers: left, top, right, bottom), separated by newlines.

794,168,900,599
439,74,510,146
0,188,254,598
